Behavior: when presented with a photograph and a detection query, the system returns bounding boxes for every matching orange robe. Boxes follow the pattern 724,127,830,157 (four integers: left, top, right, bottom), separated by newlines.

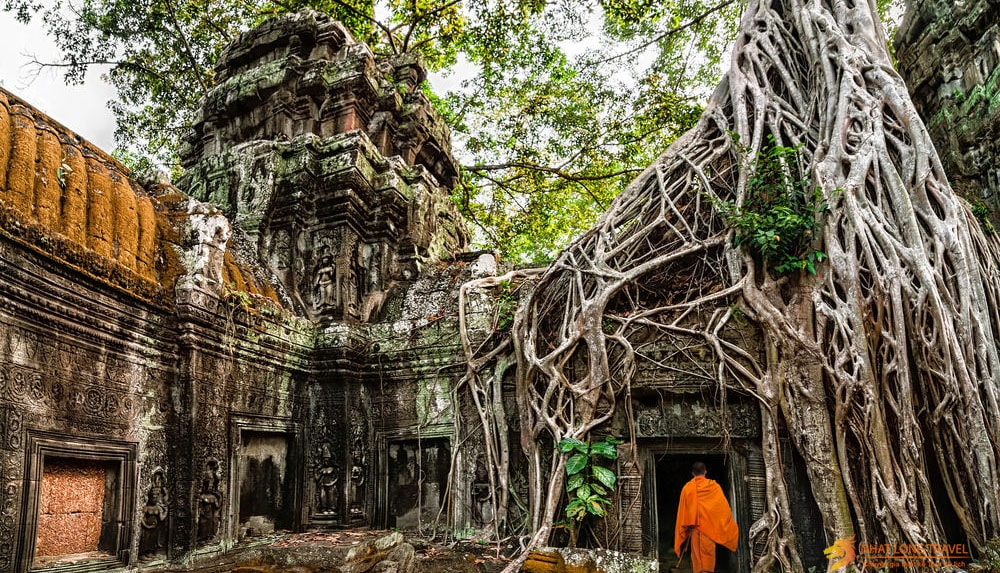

674,475,739,573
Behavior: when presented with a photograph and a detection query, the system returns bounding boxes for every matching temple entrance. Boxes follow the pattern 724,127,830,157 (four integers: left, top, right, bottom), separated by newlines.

655,453,735,572
17,432,137,573
384,438,450,530
237,431,295,537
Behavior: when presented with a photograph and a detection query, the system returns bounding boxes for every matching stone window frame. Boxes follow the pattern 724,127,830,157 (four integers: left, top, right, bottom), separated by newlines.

227,413,303,542
16,430,138,573
373,424,453,530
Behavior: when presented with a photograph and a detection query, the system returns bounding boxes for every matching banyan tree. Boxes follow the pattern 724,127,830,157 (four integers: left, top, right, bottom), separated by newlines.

467,0,1000,570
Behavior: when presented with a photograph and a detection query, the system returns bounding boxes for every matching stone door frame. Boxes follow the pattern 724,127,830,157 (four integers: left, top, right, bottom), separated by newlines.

637,438,756,573
373,424,453,530
226,413,302,542
16,429,138,573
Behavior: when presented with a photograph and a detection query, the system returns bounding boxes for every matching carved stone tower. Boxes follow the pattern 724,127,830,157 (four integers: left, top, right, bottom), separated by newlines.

178,10,469,323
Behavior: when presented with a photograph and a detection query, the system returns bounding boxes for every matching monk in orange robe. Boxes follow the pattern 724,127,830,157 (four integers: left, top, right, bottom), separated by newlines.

674,462,739,573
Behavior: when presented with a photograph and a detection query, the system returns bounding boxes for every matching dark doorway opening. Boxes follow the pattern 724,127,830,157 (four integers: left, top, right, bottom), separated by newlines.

238,431,295,537
385,438,450,530
656,453,735,572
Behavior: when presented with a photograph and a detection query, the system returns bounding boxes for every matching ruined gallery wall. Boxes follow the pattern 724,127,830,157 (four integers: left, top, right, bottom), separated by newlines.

0,85,317,571
0,226,175,572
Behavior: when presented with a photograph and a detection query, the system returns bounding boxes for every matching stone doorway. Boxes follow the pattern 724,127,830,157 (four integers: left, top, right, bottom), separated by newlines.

636,440,753,573
229,415,302,541
655,452,734,573
237,431,295,537
17,431,137,573
34,457,118,566
385,438,450,530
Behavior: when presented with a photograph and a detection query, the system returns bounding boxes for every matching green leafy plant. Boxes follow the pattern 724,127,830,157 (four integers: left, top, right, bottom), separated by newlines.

558,436,621,530
979,536,1000,571
719,135,830,275
56,162,72,190
971,200,995,234
495,280,518,331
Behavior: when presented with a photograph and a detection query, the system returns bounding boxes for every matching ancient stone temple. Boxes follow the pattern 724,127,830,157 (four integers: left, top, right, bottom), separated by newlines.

0,8,849,573
896,0,1000,211
0,11,492,572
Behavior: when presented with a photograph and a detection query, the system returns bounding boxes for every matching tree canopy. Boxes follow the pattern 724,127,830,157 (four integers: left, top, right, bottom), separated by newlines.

3,0,898,262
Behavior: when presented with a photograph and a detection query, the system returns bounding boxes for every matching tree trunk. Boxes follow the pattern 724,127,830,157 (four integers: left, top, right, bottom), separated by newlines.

507,0,1000,569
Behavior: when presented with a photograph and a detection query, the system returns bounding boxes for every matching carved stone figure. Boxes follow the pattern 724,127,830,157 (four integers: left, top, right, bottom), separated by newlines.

313,247,338,310
316,444,339,515
349,434,366,520
197,459,222,542
139,469,169,556
361,243,382,293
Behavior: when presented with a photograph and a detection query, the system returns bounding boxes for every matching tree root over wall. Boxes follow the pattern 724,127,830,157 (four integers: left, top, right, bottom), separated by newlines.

461,0,1000,571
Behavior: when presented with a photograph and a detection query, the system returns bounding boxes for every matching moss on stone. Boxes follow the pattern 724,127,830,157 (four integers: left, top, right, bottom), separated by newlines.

0,96,10,192
85,157,115,258
135,196,158,280
33,127,63,229
111,172,139,269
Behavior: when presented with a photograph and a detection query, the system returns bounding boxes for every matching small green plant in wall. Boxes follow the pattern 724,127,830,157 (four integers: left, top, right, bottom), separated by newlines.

558,436,621,545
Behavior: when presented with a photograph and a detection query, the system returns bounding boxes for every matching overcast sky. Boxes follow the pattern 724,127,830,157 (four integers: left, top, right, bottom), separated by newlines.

0,13,118,150
0,10,476,157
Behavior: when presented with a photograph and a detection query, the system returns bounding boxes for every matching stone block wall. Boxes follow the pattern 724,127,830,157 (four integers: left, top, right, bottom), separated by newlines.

896,0,1000,211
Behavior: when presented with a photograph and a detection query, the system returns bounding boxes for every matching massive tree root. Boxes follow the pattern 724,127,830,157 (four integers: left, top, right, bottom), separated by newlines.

498,0,1000,570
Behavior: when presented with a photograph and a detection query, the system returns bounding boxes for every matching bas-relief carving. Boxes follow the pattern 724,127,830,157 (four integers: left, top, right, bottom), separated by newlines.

634,400,760,438
197,458,223,543
313,246,339,311
315,444,339,516
470,456,493,527
139,468,169,557
0,481,18,570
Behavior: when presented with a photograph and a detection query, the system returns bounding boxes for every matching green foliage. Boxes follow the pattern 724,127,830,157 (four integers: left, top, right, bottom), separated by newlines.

719,135,829,276
979,537,1000,571
56,162,71,190
5,0,904,262
494,280,518,331
971,200,995,234
558,436,621,522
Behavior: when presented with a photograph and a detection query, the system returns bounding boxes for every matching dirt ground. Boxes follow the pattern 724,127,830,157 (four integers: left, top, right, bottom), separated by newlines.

177,529,510,573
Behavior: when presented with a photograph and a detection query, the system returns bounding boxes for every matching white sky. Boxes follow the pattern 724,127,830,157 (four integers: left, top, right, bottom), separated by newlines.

0,12,118,150
0,4,622,157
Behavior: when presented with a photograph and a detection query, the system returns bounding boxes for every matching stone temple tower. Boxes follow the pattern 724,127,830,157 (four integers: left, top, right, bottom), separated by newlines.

178,10,469,324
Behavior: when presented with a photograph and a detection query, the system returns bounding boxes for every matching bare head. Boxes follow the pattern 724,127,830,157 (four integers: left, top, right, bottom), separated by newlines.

691,462,707,476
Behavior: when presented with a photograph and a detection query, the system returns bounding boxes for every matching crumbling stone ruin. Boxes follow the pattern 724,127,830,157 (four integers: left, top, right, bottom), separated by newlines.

2,2,996,572
0,10,486,572
896,0,1000,212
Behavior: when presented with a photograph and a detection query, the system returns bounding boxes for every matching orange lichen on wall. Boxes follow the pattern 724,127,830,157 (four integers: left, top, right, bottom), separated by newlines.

0,93,9,191
222,250,281,304
0,88,175,299
34,127,63,229
7,105,37,215
85,157,115,259
136,196,158,280
111,172,139,270
60,144,88,244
